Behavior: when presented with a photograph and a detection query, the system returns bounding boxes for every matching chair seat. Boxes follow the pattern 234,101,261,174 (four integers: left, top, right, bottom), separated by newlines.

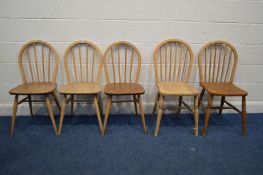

104,83,145,95
157,82,199,96
201,82,248,96
9,82,57,95
59,83,101,94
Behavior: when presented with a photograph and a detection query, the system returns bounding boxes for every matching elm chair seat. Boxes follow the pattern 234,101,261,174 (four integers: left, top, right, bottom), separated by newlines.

200,82,247,96
104,83,145,95
59,83,101,95
157,82,199,96
9,82,57,95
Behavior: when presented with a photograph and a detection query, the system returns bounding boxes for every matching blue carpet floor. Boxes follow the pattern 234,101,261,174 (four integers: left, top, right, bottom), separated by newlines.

0,113,263,175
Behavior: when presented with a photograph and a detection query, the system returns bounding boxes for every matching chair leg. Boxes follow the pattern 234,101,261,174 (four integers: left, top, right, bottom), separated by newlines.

102,95,112,136
10,95,19,136
154,95,164,136
133,95,138,115
58,95,67,135
202,94,213,136
177,96,183,116
198,88,205,108
52,92,61,112
98,94,104,116
138,95,147,134
28,95,33,117
45,95,58,135
193,95,199,136
71,95,74,116
152,93,160,115
94,95,103,135
242,96,247,136
218,96,225,115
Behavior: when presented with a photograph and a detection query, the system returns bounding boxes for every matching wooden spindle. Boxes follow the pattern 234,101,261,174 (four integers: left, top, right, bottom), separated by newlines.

164,43,167,81
212,45,217,82
86,45,89,82
79,44,83,82
91,48,95,82
129,50,134,83
48,48,51,82
216,46,222,82
224,50,233,82
118,47,121,82
159,47,163,81
220,46,227,82
172,45,178,81
71,49,78,82
33,44,40,82
181,48,188,82
26,48,34,82
42,45,45,82
169,43,172,81
177,44,183,81
110,48,116,83
208,47,212,82
124,47,127,83
204,48,207,82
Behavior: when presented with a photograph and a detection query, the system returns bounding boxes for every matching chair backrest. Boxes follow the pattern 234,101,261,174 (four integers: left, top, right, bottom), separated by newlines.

153,39,194,83
18,40,59,83
198,40,238,83
64,40,103,83
103,41,142,84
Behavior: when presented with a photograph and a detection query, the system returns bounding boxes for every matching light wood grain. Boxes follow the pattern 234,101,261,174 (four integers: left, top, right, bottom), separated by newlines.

102,41,146,135
153,39,199,136
198,40,248,136
9,40,60,136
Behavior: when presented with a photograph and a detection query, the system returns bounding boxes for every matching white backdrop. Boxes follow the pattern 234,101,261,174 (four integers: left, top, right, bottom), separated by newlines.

0,0,262,115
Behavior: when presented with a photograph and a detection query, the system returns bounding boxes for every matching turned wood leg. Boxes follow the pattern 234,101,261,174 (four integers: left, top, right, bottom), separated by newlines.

28,95,33,117
202,94,213,136
58,95,67,135
177,96,183,116
45,95,58,135
133,95,138,115
102,95,112,136
138,95,147,134
242,96,247,136
152,93,160,116
98,94,104,116
94,95,103,135
10,95,19,136
193,95,199,136
154,95,164,137
198,88,205,108
218,96,225,115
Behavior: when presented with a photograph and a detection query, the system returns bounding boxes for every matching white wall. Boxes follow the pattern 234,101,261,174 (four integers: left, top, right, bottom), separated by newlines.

0,0,263,115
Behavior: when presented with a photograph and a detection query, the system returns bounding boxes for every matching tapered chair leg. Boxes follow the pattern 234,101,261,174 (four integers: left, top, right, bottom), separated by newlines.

98,94,104,116
28,95,33,117
45,95,58,135
193,96,199,136
10,95,19,136
133,95,138,115
177,96,183,116
242,96,247,136
52,92,61,111
70,95,74,116
152,93,160,115
138,95,147,134
154,95,164,136
94,95,103,135
58,95,67,135
102,95,112,136
218,96,225,115
202,94,213,136
198,88,205,108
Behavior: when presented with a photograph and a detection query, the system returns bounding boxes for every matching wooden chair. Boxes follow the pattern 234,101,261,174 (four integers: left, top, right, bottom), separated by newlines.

58,40,104,135
198,40,248,136
152,39,199,136
102,41,147,135
9,40,60,136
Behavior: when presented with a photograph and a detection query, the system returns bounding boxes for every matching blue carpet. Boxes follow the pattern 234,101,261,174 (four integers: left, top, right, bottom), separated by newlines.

0,113,263,175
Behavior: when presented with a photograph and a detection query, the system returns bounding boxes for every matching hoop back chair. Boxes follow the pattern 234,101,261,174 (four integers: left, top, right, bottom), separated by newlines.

58,40,104,135
152,39,199,136
198,40,247,136
102,41,146,135
9,40,60,136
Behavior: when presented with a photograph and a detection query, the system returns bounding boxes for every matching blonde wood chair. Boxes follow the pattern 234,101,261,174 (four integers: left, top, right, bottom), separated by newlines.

58,40,104,135
152,39,199,136
198,40,248,136
102,41,147,135
9,40,60,136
